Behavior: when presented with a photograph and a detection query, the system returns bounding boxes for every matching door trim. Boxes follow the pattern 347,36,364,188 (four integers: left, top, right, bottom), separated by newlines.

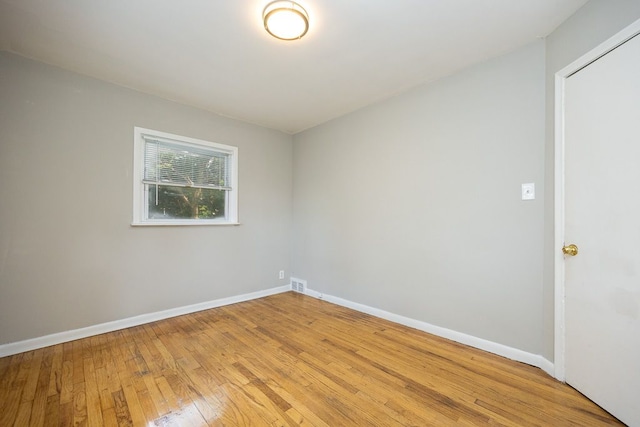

553,18,640,381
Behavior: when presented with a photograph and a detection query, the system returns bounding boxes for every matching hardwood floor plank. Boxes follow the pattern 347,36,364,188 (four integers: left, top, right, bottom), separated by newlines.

83,356,104,427
99,407,119,427
59,342,74,407
141,374,169,418
0,292,624,426
46,345,63,399
94,366,113,415
28,347,55,427
111,388,133,427
120,381,148,426
1,386,24,426
21,348,44,404
43,394,60,427
163,372,219,425
71,382,87,426
14,399,33,426
0,354,24,426
0,353,23,396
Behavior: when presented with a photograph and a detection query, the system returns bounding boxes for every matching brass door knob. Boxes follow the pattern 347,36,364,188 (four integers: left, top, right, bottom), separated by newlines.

562,244,579,256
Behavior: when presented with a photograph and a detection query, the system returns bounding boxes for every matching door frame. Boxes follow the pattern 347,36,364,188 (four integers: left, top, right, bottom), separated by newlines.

553,18,640,381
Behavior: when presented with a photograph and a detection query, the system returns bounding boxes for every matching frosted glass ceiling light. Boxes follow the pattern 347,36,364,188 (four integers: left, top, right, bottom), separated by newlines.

263,1,309,41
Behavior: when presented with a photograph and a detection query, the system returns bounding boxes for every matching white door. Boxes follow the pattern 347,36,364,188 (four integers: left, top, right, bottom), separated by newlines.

564,32,640,426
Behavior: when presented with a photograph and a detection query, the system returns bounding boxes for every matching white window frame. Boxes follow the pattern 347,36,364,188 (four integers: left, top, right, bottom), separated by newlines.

132,127,239,226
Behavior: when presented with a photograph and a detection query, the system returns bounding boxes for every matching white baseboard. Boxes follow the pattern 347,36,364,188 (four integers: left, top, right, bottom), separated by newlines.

304,288,555,375
538,357,555,377
0,285,290,358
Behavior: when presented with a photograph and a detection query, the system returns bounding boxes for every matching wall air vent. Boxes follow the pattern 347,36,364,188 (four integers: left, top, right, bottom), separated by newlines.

290,277,307,293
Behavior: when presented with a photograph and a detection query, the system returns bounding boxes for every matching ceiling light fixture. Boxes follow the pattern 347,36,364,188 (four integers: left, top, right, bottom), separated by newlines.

263,1,309,41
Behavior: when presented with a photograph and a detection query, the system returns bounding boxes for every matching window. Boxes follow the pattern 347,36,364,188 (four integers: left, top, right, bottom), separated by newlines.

133,127,238,225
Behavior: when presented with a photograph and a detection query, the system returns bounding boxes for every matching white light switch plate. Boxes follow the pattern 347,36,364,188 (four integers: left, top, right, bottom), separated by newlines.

522,183,535,200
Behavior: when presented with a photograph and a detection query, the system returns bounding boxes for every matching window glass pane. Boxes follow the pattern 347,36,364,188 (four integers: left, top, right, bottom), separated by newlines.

147,184,226,220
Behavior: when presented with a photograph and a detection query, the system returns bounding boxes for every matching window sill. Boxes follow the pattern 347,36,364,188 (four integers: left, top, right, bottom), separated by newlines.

131,221,241,227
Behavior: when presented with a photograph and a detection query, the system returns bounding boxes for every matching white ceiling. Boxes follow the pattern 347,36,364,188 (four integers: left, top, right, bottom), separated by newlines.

0,0,587,134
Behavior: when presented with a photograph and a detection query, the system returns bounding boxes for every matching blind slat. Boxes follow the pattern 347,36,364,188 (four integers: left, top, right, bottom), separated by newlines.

141,179,232,191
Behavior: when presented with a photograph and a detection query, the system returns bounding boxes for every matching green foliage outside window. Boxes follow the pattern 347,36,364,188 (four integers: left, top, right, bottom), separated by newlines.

148,185,225,219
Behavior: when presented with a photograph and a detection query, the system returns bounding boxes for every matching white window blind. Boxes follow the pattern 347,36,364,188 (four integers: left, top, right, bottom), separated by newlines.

142,137,232,191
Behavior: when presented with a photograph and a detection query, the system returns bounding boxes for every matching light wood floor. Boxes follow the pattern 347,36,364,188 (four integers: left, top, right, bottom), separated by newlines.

0,292,622,426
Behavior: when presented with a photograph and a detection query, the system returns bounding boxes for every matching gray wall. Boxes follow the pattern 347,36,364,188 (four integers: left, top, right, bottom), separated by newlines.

0,52,293,345
542,1,640,360
293,42,546,354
